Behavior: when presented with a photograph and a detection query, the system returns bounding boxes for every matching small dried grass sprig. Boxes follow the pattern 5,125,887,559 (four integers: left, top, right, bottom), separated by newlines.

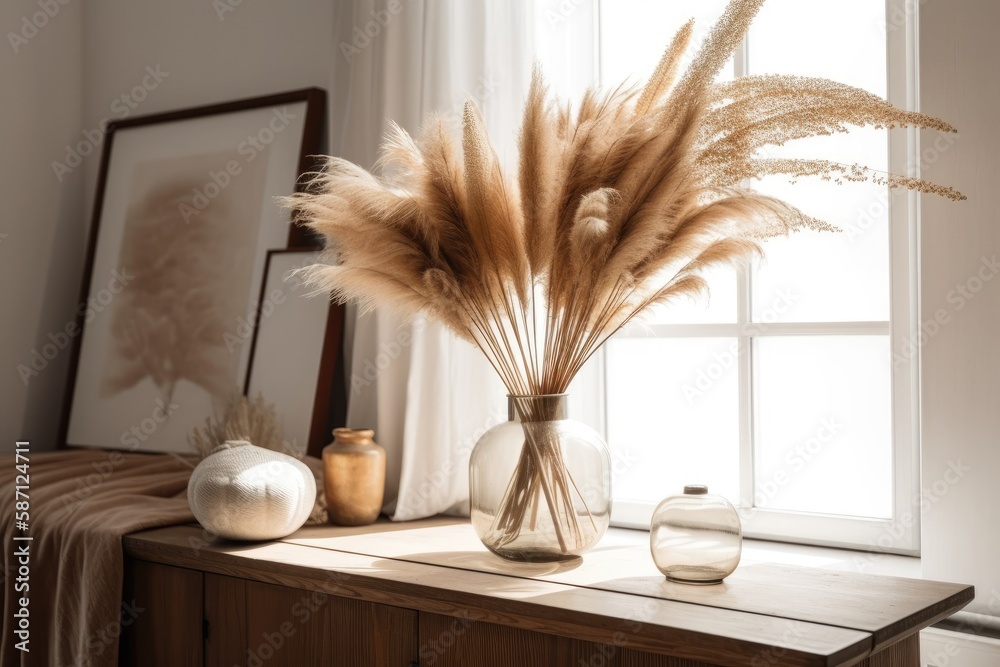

188,392,288,459
188,392,329,524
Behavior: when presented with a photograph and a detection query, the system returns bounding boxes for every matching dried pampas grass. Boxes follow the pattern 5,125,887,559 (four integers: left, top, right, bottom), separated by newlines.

290,0,962,398
288,0,963,553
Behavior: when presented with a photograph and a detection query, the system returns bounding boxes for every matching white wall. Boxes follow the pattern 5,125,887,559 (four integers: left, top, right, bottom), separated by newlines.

0,0,83,448
0,0,338,450
920,0,1000,618
79,0,336,209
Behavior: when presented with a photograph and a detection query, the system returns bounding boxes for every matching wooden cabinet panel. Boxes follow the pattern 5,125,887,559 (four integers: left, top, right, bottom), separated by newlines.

245,580,334,666
120,560,203,667
859,634,920,666
419,612,715,667
205,573,247,667
419,612,557,666
561,638,715,667
334,596,419,667
244,579,419,666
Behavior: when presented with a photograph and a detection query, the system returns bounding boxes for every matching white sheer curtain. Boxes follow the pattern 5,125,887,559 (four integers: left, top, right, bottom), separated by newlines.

328,0,595,520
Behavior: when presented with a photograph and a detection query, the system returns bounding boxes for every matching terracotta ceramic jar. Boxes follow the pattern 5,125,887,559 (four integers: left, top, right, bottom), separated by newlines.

322,428,386,526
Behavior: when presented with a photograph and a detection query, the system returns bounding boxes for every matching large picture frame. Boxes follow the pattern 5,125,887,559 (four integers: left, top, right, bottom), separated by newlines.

59,88,328,453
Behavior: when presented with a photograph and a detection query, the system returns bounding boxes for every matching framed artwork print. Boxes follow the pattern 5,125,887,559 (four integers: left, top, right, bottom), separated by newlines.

245,249,344,458
60,88,327,453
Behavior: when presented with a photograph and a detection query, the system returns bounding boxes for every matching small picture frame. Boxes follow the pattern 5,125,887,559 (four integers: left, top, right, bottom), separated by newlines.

245,249,344,457
60,89,327,453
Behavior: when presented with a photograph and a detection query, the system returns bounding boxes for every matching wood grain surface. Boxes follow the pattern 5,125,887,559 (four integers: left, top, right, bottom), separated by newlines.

419,612,721,667
859,634,920,667
120,559,204,667
124,525,870,666
245,580,334,665
282,518,973,653
205,573,246,666
123,519,974,666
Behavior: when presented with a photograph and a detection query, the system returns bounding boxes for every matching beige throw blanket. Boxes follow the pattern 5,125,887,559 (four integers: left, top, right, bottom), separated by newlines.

0,449,195,667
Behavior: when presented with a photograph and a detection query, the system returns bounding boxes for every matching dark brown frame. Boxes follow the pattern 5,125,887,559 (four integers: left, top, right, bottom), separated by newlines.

243,248,344,458
57,88,340,451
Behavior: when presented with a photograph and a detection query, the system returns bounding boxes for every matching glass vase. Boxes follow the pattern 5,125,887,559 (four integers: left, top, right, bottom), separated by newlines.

649,485,742,584
469,394,612,562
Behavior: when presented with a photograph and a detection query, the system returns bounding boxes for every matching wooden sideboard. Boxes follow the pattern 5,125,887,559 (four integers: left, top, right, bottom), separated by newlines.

120,518,973,667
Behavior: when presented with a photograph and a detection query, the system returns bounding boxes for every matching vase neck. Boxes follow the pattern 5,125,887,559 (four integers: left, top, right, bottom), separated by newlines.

332,427,375,445
507,394,568,423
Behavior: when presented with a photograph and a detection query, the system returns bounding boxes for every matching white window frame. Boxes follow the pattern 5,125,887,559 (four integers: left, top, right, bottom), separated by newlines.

584,0,921,555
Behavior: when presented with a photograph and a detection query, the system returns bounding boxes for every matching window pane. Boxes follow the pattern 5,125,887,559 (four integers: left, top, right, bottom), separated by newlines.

645,265,737,324
599,0,732,88
748,0,890,323
753,335,892,518
749,0,887,92
750,202,890,323
605,338,740,504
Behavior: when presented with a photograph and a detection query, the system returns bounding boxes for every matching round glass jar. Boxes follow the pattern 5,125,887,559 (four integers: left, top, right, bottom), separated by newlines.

649,485,742,584
469,394,612,562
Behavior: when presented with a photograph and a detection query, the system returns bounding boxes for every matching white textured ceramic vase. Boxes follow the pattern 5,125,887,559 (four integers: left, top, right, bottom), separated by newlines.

188,440,315,541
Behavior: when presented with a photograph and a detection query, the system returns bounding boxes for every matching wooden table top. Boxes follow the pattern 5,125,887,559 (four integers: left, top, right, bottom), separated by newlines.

123,518,973,667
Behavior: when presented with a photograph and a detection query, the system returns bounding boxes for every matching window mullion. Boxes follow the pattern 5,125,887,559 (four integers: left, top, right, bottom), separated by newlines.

733,35,755,513
737,262,755,512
